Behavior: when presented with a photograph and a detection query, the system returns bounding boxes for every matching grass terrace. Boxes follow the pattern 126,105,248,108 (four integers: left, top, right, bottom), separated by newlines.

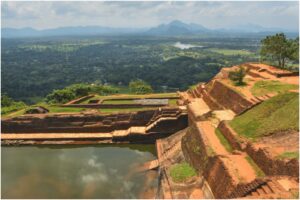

276,152,299,160
215,128,233,153
79,93,178,104
251,80,298,96
2,105,87,119
102,99,136,104
99,107,156,114
207,48,254,56
245,156,265,177
230,92,299,141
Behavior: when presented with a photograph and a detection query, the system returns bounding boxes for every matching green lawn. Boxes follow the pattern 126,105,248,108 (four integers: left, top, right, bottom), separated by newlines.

208,48,254,56
99,107,156,114
230,92,299,141
215,128,233,153
251,80,298,96
276,152,299,160
47,106,86,113
169,162,197,183
97,93,178,99
169,99,178,106
102,99,135,104
80,93,178,104
2,104,87,118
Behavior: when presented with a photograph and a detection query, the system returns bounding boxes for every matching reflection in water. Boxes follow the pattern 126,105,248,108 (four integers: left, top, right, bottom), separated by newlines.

2,145,158,199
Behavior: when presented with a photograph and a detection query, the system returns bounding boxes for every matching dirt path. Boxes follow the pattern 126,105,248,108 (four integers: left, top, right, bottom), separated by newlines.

197,121,228,155
226,154,257,183
197,121,257,183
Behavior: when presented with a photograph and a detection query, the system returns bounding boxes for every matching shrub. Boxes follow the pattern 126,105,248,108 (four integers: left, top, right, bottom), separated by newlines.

129,79,153,94
229,67,247,86
1,94,27,115
169,162,197,183
45,89,76,104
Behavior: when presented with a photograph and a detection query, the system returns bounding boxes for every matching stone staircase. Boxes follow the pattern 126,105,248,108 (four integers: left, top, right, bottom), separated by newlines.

227,178,294,199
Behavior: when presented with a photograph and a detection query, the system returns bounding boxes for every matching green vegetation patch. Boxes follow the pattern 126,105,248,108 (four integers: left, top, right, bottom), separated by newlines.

169,162,197,183
276,151,299,160
99,107,155,114
168,99,178,106
47,106,86,113
215,128,233,153
208,48,253,56
20,40,107,53
102,99,135,105
251,80,298,96
230,92,299,141
245,156,265,177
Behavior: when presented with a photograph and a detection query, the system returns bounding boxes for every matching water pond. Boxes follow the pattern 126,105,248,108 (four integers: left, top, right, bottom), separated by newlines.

1,144,158,199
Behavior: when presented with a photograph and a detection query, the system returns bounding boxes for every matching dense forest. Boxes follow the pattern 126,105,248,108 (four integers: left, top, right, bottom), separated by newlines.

2,35,265,103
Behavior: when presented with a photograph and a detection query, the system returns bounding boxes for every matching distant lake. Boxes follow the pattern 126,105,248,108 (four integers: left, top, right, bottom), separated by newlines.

173,42,204,49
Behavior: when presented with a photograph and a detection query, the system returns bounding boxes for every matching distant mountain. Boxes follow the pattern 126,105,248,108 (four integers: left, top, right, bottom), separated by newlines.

1,26,147,38
1,20,298,38
145,20,210,35
217,23,296,33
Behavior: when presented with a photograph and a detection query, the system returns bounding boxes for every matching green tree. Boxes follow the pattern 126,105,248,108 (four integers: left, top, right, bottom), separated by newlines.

260,33,299,68
229,67,247,86
129,79,153,94
45,89,76,104
67,83,92,97
1,94,14,107
1,94,26,114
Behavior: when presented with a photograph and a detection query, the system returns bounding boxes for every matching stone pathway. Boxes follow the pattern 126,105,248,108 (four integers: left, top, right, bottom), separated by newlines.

197,121,228,155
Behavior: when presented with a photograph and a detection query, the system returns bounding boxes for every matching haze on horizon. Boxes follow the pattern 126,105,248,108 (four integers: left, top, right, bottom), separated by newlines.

1,1,299,31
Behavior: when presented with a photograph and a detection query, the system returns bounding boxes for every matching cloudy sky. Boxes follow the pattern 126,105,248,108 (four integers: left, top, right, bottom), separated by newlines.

1,1,299,31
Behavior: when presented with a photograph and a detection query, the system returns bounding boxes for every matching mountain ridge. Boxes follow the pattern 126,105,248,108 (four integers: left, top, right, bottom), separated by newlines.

2,20,297,38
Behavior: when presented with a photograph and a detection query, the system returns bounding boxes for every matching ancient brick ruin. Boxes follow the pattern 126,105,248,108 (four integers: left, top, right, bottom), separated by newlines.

1,62,299,199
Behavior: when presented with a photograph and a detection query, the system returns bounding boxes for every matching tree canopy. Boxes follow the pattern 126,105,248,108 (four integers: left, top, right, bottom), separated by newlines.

1,94,26,114
228,67,247,86
129,79,153,94
45,83,119,104
260,33,299,68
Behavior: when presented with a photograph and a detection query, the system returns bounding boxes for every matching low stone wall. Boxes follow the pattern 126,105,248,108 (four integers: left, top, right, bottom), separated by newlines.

208,80,253,114
247,70,267,79
276,72,299,78
202,90,223,110
61,103,165,109
217,121,243,150
148,114,188,134
203,156,239,198
64,94,94,105
2,110,155,133
181,124,212,173
245,143,299,177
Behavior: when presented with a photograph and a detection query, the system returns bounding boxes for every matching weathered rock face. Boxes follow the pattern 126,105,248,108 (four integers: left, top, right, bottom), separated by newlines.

181,125,246,198
181,124,213,173
203,157,239,198
246,144,299,178
206,80,253,114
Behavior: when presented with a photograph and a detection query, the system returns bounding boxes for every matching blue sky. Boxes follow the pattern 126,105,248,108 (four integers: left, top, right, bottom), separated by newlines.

1,1,299,31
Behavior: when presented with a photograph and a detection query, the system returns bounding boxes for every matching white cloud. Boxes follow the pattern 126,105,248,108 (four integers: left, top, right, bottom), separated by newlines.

1,1,298,31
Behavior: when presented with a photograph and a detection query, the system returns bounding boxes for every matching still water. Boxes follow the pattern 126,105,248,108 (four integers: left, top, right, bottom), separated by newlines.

1,145,158,199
